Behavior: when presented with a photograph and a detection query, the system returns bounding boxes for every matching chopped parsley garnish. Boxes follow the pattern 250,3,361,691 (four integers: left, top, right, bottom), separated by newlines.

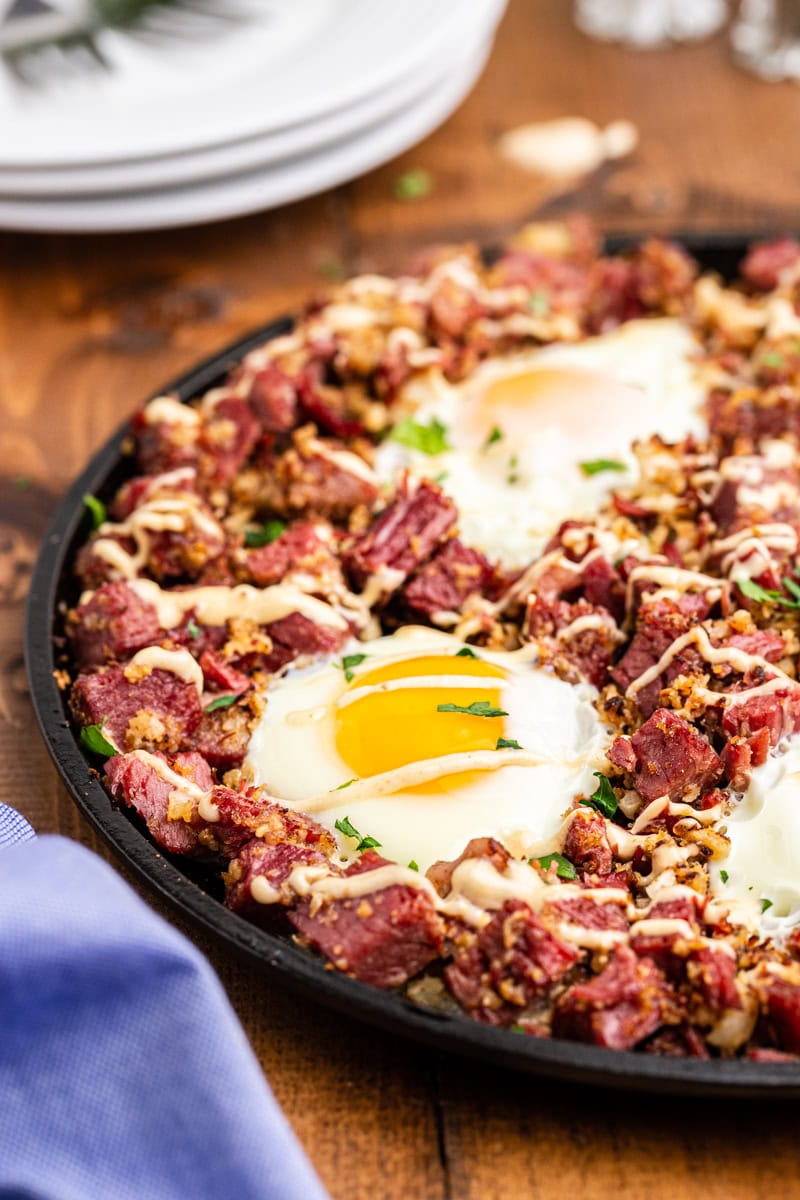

437,700,508,718
534,852,577,881
761,351,785,368
394,167,433,201
408,860,419,872
720,869,729,884
338,652,368,682
579,459,627,478
510,1023,527,1034
496,736,523,750
80,721,115,758
761,898,774,914
244,519,286,548
204,694,238,712
83,493,106,529
737,576,800,609
333,779,356,791
580,772,618,819
186,619,201,640
334,815,382,853
455,647,477,658
506,453,519,485
528,290,550,317
390,416,451,456
433,471,449,484
484,426,504,449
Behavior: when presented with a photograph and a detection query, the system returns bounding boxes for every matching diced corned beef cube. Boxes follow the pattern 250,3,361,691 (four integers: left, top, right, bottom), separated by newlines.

105,751,212,855
582,556,625,623
562,810,613,875
288,851,444,989
546,895,628,933
644,1026,710,1058
767,978,800,1054
403,539,492,618
188,705,253,772
611,596,709,718
721,728,771,791
607,736,636,774
741,237,800,291
298,370,365,438
722,688,800,752
631,898,699,975
445,899,579,1024
489,251,589,310
225,840,333,913
686,946,740,1016
344,478,457,591
71,665,202,754
199,396,260,488
249,362,300,432
199,649,252,697
68,582,163,668
526,594,618,689
552,945,675,1050
612,709,722,802
727,629,786,662
133,415,200,476
237,521,337,588
267,611,348,663
243,429,378,522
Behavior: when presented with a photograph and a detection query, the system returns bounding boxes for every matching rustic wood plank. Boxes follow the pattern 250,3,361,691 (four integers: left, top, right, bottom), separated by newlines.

4,2,800,1196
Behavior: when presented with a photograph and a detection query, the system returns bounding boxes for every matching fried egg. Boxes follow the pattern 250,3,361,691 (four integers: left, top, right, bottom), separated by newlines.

375,317,706,569
246,628,609,871
710,735,800,937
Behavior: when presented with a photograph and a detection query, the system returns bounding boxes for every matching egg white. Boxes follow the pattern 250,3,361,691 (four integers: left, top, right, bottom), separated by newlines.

375,317,707,570
710,734,800,938
246,628,610,872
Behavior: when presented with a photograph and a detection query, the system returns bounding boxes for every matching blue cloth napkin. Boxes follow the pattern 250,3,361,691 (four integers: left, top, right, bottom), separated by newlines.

0,813,328,1200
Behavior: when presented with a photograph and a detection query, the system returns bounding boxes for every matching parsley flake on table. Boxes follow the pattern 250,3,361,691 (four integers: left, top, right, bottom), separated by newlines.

83,493,106,529
337,652,369,682
738,576,800,609
334,815,382,853
437,700,508,718
204,694,237,712
579,459,627,477
80,721,116,758
394,167,433,201
580,772,618,819
244,519,286,548
496,736,522,750
390,416,451,456
534,852,577,881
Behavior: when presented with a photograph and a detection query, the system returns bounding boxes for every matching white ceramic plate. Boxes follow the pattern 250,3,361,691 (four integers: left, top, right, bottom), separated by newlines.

0,38,492,231
0,0,504,195
0,0,502,166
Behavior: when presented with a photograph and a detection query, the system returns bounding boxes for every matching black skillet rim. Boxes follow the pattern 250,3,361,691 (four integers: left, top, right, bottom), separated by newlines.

24,232,800,1096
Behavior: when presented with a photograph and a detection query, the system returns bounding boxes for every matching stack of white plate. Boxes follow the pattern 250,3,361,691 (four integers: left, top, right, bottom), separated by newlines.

0,0,506,233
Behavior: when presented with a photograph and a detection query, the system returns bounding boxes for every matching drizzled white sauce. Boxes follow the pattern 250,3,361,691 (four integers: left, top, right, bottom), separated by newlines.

125,578,349,633
125,646,204,695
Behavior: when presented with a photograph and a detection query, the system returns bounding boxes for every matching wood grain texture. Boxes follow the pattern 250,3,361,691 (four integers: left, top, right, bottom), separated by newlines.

4,2,800,1195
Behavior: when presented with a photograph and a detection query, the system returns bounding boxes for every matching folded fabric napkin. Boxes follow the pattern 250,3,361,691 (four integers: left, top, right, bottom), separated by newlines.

0,811,328,1200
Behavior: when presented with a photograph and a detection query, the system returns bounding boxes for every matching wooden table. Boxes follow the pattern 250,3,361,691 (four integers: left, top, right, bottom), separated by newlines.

4,2,800,1194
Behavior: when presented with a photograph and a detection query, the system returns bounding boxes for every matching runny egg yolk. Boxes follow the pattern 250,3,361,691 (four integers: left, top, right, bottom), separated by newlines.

467,366,641,448
334,653,507,791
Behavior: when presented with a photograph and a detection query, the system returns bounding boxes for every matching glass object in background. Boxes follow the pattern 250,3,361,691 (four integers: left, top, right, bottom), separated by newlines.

575,0,727,46
732,0,800,78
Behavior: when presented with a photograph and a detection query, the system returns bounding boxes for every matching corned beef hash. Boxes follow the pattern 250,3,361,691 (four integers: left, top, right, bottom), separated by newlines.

62,221,800,1060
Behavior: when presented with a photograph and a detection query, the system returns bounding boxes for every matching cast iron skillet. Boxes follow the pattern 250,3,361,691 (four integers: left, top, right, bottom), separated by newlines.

25,234,800,1096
